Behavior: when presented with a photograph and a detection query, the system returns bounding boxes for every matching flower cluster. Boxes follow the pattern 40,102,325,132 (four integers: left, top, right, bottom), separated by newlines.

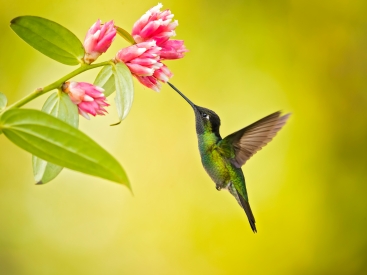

64,4,187,119
62,82,109,119
116,3,187,91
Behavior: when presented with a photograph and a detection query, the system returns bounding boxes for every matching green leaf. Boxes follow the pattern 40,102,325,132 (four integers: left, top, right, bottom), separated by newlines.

0,109,130,188
33,92,79,184
0,92,7,134
94,65,115,97
112,62,134,125
32,156,63,184
0,92,7,111
10,16,84,65
115,26,135,45
42,92,79,128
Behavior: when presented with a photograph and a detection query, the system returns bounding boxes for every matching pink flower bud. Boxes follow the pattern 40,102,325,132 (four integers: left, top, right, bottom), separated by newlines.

63,81,109,119
83,20,117,64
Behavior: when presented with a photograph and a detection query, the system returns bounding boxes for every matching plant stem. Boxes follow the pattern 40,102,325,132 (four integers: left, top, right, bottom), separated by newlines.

3,60,113,112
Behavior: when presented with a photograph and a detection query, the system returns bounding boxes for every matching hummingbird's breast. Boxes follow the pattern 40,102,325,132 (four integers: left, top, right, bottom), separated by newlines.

198,132,235,189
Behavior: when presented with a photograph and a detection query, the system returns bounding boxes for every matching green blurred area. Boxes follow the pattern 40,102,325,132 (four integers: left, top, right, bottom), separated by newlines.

1,0,367,274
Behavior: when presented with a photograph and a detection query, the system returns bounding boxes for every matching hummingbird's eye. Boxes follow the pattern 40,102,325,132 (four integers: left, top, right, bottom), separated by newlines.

201,113,209,120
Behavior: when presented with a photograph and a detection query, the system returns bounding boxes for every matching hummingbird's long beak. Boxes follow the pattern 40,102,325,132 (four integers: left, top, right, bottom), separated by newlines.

168,82,196,109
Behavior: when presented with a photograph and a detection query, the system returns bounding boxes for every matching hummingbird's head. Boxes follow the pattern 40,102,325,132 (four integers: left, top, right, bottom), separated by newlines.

167,82,221,136
193,105,221,136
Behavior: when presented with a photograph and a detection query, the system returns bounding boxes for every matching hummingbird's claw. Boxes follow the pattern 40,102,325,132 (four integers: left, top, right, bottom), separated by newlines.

216,185,221,191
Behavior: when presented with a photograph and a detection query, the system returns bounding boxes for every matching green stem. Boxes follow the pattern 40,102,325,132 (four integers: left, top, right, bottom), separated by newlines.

3,60,113,112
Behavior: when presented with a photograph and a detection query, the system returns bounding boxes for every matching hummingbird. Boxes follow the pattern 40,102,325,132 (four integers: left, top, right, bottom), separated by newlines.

168,82,290,232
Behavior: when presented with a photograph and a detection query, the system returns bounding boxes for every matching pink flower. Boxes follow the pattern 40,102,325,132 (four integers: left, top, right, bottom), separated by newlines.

132,3,177,44
115,41,174,92
115,41,163,76
83,20,116,64
62,81,109,119
131,3,188,60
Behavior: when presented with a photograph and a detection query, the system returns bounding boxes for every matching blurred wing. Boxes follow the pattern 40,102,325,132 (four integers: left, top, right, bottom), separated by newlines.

220,111,290,168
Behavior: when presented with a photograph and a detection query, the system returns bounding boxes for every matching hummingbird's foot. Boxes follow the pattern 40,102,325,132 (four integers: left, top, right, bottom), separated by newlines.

215,185,222,191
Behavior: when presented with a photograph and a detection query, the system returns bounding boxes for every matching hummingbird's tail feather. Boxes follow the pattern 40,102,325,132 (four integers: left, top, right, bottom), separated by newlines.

228,183,257,233
239,194,257,233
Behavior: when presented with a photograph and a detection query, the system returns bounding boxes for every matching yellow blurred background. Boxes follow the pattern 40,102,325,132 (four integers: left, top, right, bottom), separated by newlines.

1,0,367,274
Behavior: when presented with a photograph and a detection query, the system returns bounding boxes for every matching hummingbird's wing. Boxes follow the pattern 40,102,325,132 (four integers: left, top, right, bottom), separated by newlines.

219,111,290,168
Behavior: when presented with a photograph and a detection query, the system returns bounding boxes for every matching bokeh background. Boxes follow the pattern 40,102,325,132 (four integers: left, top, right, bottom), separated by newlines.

1,0,367,274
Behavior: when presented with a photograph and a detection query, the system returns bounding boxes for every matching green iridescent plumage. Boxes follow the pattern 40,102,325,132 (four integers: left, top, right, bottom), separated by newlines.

168,82,290,232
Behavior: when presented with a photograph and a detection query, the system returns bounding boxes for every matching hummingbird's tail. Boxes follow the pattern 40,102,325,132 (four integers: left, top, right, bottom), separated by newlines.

228,183,257,233
239,195,257,233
